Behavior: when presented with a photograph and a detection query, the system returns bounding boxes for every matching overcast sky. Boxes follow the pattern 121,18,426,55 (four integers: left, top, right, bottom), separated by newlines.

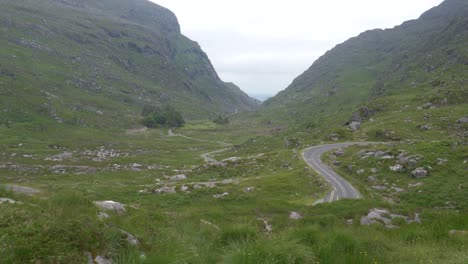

151,0,444,98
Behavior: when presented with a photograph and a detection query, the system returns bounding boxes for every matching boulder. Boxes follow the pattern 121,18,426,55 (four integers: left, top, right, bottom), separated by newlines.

170,174,187,181
456,116,468,124
356,169,365,175
349,121,361,131
93,201,126,214
411,168,428,178
289,211,303,220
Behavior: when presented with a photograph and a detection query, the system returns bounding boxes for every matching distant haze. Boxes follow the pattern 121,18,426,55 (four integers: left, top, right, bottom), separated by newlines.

152,0,444,97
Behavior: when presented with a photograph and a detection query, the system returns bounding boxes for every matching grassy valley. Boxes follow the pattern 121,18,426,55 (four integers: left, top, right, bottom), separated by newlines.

0,0,467,263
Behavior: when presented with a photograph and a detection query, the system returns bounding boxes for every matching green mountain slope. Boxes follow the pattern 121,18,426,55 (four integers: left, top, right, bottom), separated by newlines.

262,0,467,139
0,0,259,129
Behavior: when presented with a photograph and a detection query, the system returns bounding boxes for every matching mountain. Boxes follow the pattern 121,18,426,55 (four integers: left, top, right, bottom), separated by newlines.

262,0,467,137
0,0,259,128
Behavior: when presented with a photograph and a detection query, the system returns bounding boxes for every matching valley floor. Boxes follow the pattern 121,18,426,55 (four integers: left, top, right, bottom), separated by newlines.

0,119,467,263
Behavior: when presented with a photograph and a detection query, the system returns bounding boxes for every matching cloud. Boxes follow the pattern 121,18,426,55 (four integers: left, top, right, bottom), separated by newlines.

152,0,444,95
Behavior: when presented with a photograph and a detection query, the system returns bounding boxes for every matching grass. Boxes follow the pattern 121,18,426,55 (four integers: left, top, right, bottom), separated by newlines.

1,118,467,263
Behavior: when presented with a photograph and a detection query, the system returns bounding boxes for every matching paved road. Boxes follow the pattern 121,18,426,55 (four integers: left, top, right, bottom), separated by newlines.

302,142,380,204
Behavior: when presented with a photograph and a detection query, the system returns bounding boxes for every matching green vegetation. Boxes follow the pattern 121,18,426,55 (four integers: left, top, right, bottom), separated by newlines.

0,0,467,263
141,105,185,128
0,0,258,130
213,115,230,125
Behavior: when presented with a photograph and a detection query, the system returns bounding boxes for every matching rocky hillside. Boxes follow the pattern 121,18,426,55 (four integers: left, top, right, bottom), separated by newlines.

0,0,259,128
262,0,467,135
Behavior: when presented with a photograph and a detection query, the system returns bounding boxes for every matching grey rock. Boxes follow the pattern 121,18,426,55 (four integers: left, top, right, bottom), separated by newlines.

349,121,361,131
170,174,187,181
411,168,428,178
418,124,432,131
456,116,468,124
213,192,229,199
0,198,18,204
333,148,345,156
389,164,404,172
422,102,433,109
408,182,423,188
122,230,140,245
372,185,387,191
289,211,303,220
370,168,378,173
449,230,468,235
356,169,365,175
93,201,126,214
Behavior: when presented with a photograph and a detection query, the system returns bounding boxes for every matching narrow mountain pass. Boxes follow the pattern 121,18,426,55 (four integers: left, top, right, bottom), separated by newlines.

302,142,381,204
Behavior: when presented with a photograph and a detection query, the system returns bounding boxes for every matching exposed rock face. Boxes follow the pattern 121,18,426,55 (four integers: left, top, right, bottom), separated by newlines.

411,168,428,178
93,201,126,214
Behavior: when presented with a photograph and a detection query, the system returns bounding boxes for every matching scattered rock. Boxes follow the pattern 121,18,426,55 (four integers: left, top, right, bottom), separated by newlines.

346,219,354,225
213,192,229,199
180,185,189,192
389,164,404,172
411,168,428,178
349,121,361,131
356,169,365,175
370,168,378,173
170,174,187,181
93,201,126,214
154,186,176,194
289,211,302,220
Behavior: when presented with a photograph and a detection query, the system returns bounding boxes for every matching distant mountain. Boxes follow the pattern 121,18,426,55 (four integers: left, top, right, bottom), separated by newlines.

0,0,259,128
262,0,467,132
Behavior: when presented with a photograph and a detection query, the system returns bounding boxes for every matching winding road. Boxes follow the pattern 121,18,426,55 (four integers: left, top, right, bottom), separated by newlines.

302,142,380,204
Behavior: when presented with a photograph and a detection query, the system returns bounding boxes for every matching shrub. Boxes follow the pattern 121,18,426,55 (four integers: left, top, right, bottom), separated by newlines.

141,105,185,128
213,115,229,125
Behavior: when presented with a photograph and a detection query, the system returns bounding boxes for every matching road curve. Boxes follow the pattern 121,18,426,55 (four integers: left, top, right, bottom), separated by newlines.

302,142,380,204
